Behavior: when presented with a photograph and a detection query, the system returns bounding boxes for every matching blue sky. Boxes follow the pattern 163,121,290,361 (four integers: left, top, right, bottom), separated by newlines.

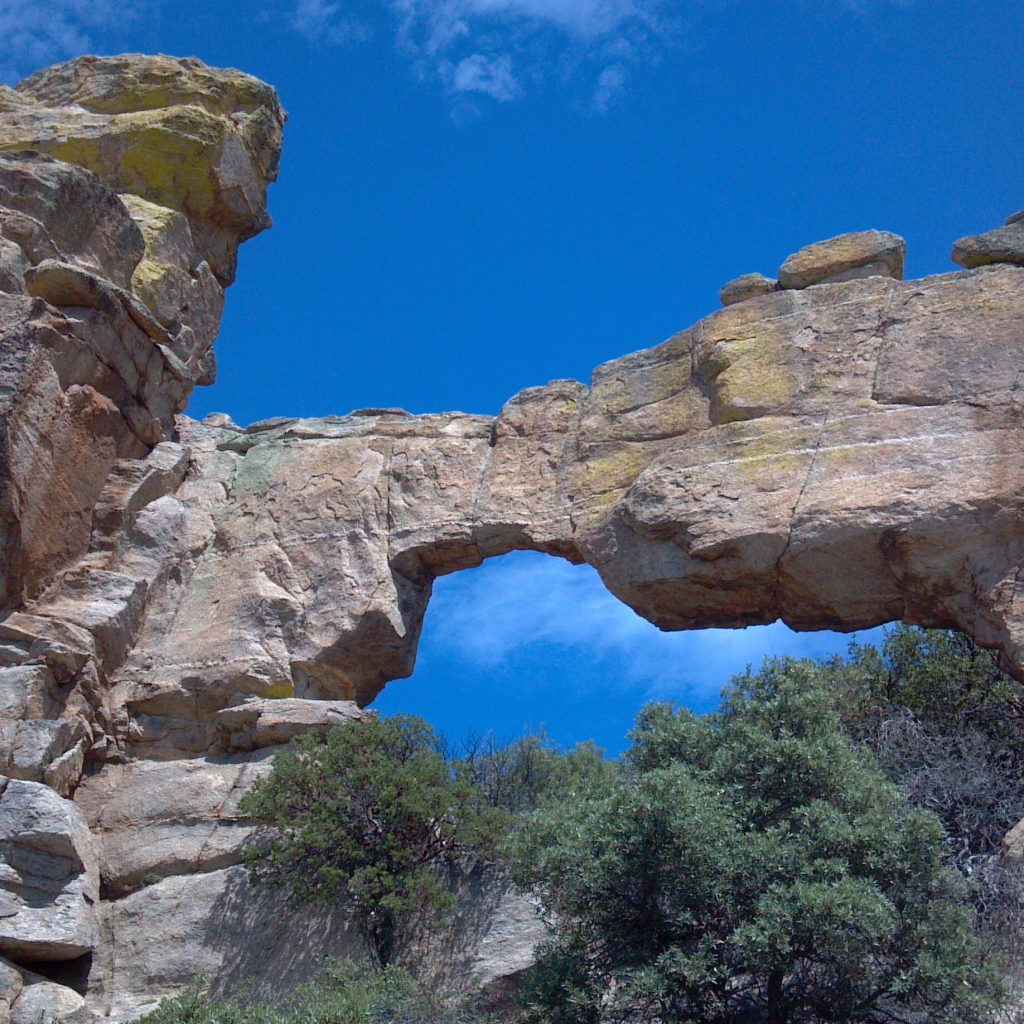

4,1,1020,750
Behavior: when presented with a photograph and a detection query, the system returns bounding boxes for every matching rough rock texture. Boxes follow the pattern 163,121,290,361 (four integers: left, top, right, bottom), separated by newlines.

1002,818,1024,864
719,272,776,306
777,230,906,288
0,778,99,961
0,51,1022,1021
952,213,1024,269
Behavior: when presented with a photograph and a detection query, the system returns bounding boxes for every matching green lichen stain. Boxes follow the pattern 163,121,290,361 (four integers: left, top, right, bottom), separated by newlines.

262,680,295,699
706,329,796,425
577,445,652,506
121,194,187,310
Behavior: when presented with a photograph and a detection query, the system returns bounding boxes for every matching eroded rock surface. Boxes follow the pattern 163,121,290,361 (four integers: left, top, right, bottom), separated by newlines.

0,51,1021,1021
778,229,906,287
0,778,99,961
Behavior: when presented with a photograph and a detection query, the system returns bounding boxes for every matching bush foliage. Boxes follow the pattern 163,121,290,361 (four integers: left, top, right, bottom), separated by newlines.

510,657,1007,1024
230,626,1024,1023
239,714,506,967
134,961,496,1024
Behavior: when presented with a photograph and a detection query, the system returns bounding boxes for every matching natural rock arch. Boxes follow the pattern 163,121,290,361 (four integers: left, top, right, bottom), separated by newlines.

0,52,1021,1022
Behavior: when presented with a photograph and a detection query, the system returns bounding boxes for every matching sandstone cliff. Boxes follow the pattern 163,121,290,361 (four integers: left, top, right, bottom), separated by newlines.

0,53,1021,1022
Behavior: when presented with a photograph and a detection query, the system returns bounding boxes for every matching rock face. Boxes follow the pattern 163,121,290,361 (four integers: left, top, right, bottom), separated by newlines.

0,51,1022,1021
952,215,1024,269
0,778,99,961
718,272,777,306
777,230,906,288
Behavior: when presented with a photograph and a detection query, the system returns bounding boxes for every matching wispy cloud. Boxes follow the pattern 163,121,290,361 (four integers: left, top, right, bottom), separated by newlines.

0,0,151,83
391,0,667,112
291,0,369,45
419,551,884,706
445,52,522,101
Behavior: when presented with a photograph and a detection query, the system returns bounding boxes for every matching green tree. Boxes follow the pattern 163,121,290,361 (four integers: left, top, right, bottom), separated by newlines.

828,626,1024,971
511,658,1006,1024
240,714,506,968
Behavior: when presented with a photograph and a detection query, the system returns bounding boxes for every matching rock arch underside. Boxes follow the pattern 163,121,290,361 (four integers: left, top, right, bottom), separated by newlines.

0,53,1021,1021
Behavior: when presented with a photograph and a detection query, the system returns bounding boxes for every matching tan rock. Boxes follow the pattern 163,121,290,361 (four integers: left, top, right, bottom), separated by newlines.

213,697,369,753
1001,817,1024,864
10,976,85,1024
0,778,99,961
778,230,906,288
9,55,286,284
73,754,273,896
718,272,776,306
952,218,1024,269
3,49,1024,1022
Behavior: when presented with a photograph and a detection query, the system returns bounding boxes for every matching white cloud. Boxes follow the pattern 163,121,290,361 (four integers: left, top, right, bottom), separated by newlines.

386,0,664,108
0,0,150,83
291,0,369,45
446,52,521,100
422,551,884,706
592,62,627,111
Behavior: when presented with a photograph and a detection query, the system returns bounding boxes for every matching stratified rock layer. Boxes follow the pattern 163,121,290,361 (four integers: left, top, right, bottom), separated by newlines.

0,52,1021,1023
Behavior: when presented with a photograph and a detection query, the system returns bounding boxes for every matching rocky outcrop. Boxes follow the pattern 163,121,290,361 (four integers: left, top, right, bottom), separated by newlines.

0,778,99,961
777,230,906,288
719,272,776,306
0,51,1022,1022
953,211,1024,269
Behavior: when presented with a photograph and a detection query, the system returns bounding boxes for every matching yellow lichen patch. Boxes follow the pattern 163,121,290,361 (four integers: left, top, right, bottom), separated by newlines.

575,443,656,508
262,680,295,700
705,329,797,425
120,193,193,313
0,105,226,221
115,107,225,217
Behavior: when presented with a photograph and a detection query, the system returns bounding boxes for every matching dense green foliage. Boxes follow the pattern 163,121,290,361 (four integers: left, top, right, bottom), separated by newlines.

510,657,1006,1024
833,626,1024,870
233,626,1024,1023
134,962,496,1024
239,714,506,967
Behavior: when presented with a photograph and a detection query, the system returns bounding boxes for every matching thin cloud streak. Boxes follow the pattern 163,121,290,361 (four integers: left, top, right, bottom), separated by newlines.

291,0,370,45
0,0,152,83
419,551,884,706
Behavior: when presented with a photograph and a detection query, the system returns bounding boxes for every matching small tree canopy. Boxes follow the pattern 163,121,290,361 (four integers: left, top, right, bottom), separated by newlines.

511,658,1006,1024
239,714,506,967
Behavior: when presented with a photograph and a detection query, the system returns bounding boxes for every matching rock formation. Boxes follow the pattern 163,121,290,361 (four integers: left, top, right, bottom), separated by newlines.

0,52,1021,1022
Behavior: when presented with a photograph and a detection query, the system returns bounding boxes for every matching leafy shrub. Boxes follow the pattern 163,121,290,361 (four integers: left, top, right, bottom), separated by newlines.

829,626,1024,986
239,714,507,967
134,961,497,1024
510,658,1006,1024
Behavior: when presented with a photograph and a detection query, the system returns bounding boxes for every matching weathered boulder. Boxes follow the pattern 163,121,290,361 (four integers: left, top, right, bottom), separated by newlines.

10,973,85,1024
213,697,369,753
0,778,99,961
1001,817,1024,864
8,54,286,284
952,214,1024,269
0,956,24,1017
777,230,905,288
718,272,776,306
